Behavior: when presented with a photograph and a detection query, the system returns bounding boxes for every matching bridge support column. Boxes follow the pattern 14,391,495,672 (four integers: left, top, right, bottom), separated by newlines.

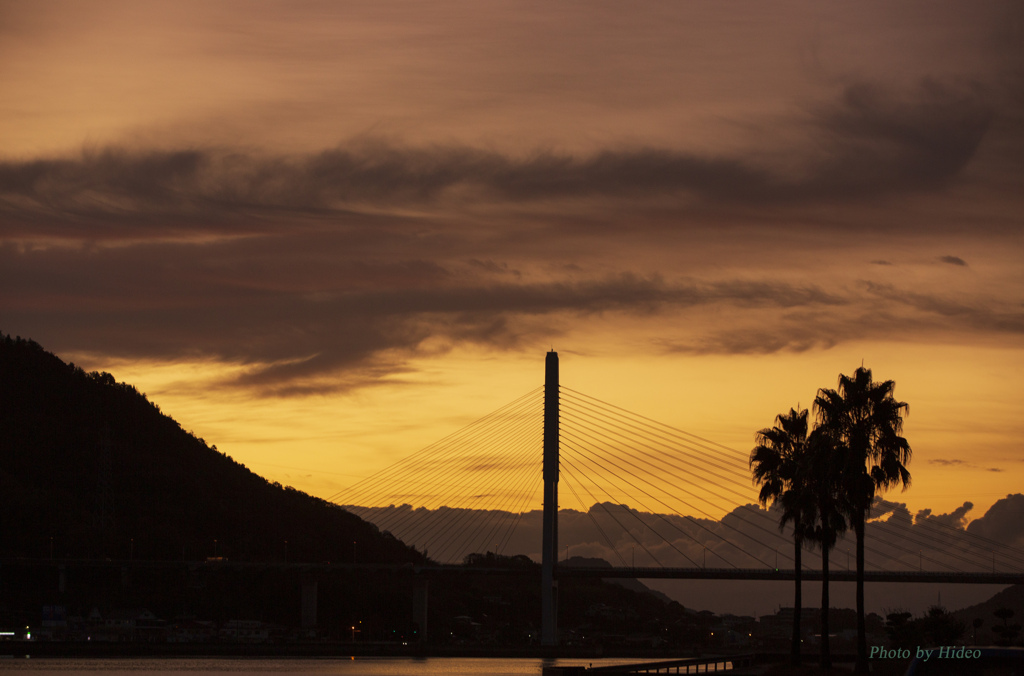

301,577,318,630
413,577,429,643
542,351,559,646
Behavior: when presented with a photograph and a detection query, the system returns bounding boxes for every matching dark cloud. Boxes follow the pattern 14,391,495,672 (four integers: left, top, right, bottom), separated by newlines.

657,283,1024,356
2,218,1016,390
0,81,995,233
931,459,970,466
862,282,1024,335
916,502,974,529
3,217,873,393
0,76,1014,391
869,499,907,521
940,255,968,266
967,494,1024,548
804,80,993,198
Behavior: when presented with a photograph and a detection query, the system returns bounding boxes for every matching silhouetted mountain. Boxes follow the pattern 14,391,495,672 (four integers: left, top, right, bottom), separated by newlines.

0,333,423,566
564,556,674,604
0,334,721,648
952,584,1024,644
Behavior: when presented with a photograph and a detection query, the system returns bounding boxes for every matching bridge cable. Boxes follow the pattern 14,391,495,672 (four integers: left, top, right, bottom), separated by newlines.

558,453,666,568
467,450,544,560
401,419,540,560
560,437,744,568
559,463,631,567
496,482,544,557
559,425,781,569
343,391,540,533
340,406,540,560
562,448,748,571
561,407,975,574
560,398,771,509
558,433,750,567
561,391,758,487
561,388,999,573
561,456,703,569
434,437,545,563
327,386,542,505
416,421,540,561
562,386,750,461
564,387,1022,571
341,391,540,518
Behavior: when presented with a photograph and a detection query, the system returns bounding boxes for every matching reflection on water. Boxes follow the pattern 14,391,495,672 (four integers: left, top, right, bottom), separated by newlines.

0,656,697,675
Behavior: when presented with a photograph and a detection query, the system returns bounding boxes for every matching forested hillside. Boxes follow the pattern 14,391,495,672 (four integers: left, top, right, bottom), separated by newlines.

0,333,421,565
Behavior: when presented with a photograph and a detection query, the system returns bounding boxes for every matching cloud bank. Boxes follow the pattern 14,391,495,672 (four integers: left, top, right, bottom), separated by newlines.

344,494,1024,615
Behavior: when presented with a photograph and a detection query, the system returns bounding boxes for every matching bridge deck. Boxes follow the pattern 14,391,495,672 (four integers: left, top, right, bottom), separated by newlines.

4,559,1021,584
557,566,1024,584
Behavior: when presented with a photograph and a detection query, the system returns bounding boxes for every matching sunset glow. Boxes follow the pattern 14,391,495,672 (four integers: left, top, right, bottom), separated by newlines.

3,0,1021,534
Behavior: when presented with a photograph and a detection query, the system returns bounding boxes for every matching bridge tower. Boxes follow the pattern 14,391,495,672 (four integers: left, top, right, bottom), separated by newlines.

541,351,559,646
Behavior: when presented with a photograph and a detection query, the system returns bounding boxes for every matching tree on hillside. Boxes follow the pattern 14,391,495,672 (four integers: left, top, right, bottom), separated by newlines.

750,407,814,668
815,367,911,674
919,606,965,646
993,607,1022,646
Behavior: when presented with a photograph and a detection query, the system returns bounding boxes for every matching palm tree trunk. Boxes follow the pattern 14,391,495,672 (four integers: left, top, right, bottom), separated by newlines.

854,506,868,673
821,545,831,670
792,533,802,667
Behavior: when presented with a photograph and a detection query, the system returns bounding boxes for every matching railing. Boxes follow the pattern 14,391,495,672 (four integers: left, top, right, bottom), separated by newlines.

543,654,756,675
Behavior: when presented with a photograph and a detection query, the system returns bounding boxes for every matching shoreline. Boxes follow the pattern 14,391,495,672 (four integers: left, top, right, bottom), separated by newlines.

0,641,780,661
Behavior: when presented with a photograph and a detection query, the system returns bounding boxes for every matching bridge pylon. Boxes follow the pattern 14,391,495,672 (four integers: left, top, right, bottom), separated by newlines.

542,351,559,646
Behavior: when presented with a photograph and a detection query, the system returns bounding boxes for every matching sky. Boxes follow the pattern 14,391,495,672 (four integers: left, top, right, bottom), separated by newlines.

2,0,1023,599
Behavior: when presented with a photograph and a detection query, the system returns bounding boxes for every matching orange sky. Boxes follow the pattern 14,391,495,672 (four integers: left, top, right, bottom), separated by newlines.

2,1,1022,529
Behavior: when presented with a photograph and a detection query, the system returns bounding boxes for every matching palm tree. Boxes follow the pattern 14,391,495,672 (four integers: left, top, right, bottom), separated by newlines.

750,407,812,667
815,367,911,674
802,427,850,670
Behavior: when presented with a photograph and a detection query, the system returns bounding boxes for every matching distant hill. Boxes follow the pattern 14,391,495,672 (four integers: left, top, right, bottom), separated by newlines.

952,584,1024,644
565,556,675,605
0,333,423,566
0,334,713,646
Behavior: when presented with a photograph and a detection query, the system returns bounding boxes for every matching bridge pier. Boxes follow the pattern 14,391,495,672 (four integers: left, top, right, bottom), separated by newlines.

301,576,318,630
542,351,559,646
413,577,429,643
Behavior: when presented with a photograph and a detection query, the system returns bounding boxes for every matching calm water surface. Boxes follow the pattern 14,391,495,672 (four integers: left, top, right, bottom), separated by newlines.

0,656,686,675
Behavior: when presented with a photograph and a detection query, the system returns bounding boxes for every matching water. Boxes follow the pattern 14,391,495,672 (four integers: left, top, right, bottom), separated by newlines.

0,656,695,675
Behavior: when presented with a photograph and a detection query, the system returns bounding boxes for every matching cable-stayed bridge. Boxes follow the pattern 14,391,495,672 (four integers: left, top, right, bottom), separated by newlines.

331,352,1024,646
